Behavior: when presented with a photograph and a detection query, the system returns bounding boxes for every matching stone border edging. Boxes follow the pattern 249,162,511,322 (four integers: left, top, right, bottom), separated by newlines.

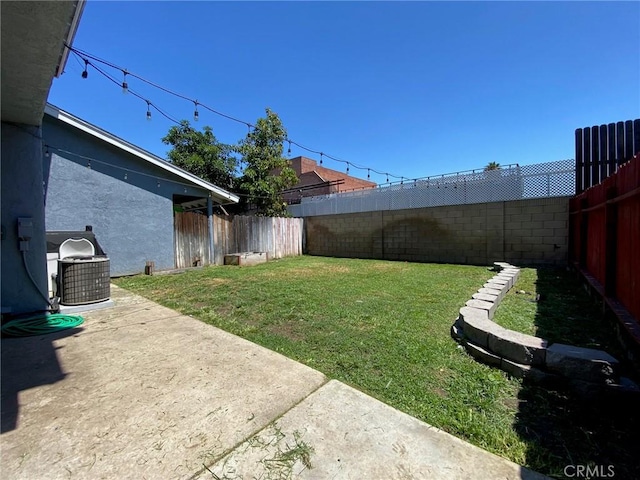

451,262,640,398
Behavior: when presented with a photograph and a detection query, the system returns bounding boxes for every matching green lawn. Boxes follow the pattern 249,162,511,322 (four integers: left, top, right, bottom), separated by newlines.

114,256,639,479
493,267,624,356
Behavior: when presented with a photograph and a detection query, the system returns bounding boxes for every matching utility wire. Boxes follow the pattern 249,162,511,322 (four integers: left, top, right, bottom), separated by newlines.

64,44,405,182
44,144,292,202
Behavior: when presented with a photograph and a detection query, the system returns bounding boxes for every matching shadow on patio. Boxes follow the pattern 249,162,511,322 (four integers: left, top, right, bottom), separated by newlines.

1,326,83,433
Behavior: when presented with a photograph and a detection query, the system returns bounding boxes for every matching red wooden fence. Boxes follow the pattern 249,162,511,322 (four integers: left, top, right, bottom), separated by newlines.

569,154,640,338
575,119,640,193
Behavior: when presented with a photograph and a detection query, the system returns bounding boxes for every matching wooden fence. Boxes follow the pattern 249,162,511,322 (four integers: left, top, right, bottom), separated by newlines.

569,153,640,355
174,211,211,268
575,119,640,194
211,215,303,265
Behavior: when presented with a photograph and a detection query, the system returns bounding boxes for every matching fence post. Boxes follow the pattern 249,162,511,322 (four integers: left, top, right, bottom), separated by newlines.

599,124,608,183
607,123,616,178
207,195,214,265
575,128,583,194
584,127,592,190
616,122,625,171
604,185,618,297
591,124,600,186
625,120,634,160
579,197,589,269
634,119,640,157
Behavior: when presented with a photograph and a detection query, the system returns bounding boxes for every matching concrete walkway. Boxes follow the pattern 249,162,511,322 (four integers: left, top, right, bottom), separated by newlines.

1,285,547,479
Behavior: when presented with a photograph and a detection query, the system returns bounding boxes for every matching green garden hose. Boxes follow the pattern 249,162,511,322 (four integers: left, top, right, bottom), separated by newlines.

1,314,84,337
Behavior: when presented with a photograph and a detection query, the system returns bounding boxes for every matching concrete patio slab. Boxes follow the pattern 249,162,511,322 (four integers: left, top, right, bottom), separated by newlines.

2,285,548,480
200,380,547,480
1,285,327,479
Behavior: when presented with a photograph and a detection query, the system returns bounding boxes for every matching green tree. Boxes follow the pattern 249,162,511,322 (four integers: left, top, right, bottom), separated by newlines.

237,108,298,216
484,161,501,171
162,120,236,189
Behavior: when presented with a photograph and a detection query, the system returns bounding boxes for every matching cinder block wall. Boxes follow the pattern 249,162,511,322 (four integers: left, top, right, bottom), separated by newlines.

304,198,569,266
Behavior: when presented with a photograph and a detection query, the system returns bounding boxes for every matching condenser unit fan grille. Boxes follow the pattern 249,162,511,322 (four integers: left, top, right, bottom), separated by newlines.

59,257,110,306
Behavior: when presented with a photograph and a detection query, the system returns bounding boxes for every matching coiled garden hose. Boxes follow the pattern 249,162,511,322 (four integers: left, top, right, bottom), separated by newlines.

1,314,84,337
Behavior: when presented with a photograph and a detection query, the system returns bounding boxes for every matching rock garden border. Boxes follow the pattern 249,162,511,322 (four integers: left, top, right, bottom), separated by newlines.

451,262,639,398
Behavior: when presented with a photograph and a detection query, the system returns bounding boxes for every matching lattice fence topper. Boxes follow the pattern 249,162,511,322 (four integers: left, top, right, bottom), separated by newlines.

288,159,575,217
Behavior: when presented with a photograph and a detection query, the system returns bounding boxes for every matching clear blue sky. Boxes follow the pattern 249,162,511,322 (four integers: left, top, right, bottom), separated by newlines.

48,1,640,184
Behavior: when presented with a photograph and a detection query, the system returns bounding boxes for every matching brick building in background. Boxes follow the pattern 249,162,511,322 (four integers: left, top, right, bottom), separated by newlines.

283,156,377,203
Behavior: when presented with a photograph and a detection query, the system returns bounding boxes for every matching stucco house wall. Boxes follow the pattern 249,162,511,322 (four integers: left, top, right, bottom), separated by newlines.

1,123,50,314
42,112,218,276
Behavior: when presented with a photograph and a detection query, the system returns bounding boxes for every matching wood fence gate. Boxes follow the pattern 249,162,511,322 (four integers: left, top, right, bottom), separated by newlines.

174,211,211,268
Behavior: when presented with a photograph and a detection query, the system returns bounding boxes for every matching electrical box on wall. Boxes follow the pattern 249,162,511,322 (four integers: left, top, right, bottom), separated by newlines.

17,217,33,240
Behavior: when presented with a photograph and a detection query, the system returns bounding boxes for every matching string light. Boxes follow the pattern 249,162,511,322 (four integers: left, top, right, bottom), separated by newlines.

193,101,199,121
367,169,370,180
44,146,50,157
65,44,411,184
346,162,350,174
122,70,128,94
146,101,152,121
81,59,88,79
287,141,291,156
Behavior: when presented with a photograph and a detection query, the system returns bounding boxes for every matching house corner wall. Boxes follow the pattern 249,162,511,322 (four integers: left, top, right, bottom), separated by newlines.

42,116,178,276
1,122,49,314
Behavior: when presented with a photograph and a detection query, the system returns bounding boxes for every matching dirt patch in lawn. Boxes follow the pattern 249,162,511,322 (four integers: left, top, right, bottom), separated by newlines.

268,321,305,342
203,278,230,287
259,265,352,279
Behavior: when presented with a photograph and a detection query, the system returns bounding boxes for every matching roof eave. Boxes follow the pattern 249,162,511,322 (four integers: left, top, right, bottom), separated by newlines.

44,104,239,204
55,0,86,77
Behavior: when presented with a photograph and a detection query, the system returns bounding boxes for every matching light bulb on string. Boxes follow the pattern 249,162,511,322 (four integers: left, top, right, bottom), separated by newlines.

346,163,350,174
44,146,50,157
287,141,291,156
63,45,416,189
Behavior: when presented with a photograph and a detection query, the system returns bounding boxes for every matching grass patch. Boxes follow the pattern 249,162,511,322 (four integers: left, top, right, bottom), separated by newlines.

115,256,639,478
493,267,624,356
492,266,639,478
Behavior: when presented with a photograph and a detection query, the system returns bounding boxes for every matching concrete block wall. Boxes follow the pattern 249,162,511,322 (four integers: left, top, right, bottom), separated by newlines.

503,198,568,265
305,197,569,266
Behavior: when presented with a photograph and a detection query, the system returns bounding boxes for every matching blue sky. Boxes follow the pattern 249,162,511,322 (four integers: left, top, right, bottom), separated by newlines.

48,1,639,184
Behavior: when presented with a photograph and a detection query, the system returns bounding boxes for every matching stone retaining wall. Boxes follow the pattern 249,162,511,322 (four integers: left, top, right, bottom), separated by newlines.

451,262,639,398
